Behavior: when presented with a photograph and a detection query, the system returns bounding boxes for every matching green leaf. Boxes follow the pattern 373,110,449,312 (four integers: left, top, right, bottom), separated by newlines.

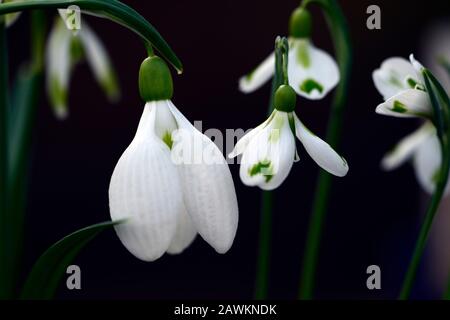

20,220,122,300
0,0,183,73
422,69,450,142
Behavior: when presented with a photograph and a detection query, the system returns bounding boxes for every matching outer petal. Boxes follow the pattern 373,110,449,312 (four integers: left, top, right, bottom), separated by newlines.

167,204,197,255
109,102,182,261
239,52,275,93
372,57,418,100
167,101,239,254
294,113,348,177
288,39,340,100
79,22,120,102
381,122,434,171
375,89,432,118
46,19,72,119
412,134,444,194
228,111,275,158
239,111,296,190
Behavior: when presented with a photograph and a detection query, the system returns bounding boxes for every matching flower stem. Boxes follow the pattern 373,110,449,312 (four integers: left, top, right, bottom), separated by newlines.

254,38,286,299
399,147,450,299
254,191,273,299
298,0,351,299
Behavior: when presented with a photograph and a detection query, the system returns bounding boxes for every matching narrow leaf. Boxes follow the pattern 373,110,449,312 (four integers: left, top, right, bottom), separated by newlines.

20,220,122,300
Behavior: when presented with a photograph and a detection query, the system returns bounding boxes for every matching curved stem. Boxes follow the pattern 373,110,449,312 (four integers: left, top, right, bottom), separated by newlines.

0,0,182,72
298,0,352,299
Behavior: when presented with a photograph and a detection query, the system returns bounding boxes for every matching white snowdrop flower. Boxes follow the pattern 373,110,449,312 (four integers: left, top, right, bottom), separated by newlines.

109,56,239,261
238,8,340,100
229,85,348,190
373,54,431,118
374,54,450,194
46,17,119,119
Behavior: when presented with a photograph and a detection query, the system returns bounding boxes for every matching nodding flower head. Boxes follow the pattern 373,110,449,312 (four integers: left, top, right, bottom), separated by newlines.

108,55,239,261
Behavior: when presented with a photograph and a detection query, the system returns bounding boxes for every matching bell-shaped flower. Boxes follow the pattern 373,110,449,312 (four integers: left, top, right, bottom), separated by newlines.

229,85,348,190
373,54,432,118
109,56,239,261
374,54,450,194
238,8,339,100
380,122,449,194
46,17,119,119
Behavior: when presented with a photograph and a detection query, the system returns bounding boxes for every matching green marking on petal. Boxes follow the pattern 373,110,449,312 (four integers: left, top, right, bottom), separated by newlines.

300,79,324,94
245,69,256,81
49,76,67,110
389,75,403,88
296,41,310,68
407,77,418,89
392,100,408,113
249,160,274,183
162,131,174,149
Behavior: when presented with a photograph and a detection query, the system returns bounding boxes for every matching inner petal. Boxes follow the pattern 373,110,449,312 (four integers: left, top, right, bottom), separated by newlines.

154,101,178,149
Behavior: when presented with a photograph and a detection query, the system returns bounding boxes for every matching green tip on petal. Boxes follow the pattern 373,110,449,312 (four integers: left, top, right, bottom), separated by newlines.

249,160,274,183
274,85,296,112
289,7,312,39
392,100,408,113
139,56,173,102
299,79,324,95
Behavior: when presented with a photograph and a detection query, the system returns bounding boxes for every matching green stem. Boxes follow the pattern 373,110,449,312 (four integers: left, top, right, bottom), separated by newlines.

298,0,351,299
254,37,287,299
0,20,10,300
254,191,273,299
0,0,182,73
398,147,449,299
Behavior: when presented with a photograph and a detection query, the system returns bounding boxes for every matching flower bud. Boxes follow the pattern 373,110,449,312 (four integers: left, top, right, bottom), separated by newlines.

289,7,312,39
139,56,173,102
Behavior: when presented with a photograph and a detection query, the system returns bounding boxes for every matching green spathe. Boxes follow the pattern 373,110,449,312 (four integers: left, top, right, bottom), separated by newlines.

274,85,296,112
139,56,173,102
289,7,312,39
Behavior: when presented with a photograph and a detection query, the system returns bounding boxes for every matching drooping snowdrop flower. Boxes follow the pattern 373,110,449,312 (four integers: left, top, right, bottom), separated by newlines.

229,84,348,190
46,17,119,119
373,54,450,194
239,8,340,100
109,55,239,261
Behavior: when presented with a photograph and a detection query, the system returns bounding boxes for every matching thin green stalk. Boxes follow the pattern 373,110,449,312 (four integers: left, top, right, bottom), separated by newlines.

255,191,273,299
0,21,10,300
254,38,287,299
399,147,449,299
298,0,351,299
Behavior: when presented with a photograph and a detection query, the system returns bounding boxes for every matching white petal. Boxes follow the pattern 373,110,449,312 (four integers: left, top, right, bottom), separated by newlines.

375,89,432,118
46,19,72,119
79,22,120,101
239,52,275,93
228,111,275,158
167,101,239,254
372,57,418,100
239,111,296,190
167,204,197,255
294,113,348,177
109,102,183,261
288,39,340,100
413,134,443,194
381,122,434,171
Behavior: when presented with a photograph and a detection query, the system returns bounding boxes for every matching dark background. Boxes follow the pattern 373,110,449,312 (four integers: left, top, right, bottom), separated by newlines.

5,0,450,299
